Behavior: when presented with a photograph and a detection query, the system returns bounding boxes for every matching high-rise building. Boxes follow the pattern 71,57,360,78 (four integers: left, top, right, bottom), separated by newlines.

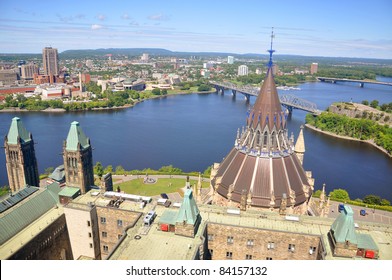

42,47,59,76
238,65,248,76
310,63,318,75
141,53,149,61
21,63,39,79
227,56,234,64
63,121,94,194
4,117,39,193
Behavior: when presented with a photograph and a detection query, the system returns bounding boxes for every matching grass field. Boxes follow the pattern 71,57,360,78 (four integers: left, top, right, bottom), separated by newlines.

115,177,209,197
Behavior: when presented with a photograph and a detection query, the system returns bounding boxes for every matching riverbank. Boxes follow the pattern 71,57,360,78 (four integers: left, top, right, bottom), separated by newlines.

0,89,216,113
305,123,392,158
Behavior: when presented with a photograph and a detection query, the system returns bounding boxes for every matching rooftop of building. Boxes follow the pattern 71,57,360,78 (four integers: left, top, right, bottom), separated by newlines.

0,182,63,259
65,121,90,151
6,117,32,145
108,203,392,260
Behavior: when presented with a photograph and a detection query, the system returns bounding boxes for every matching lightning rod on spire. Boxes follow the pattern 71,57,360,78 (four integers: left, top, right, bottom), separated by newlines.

267,27,275,68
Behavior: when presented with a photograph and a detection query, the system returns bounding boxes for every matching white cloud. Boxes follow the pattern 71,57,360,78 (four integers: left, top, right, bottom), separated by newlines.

91,24,103,30
97,14,106,21
148,13,170,21
122,13,130,20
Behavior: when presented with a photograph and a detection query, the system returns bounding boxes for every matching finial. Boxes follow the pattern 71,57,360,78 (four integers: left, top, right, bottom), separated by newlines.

267,27,275,68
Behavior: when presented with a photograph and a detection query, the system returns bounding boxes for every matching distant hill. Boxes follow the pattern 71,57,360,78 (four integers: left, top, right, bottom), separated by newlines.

1,48,391,66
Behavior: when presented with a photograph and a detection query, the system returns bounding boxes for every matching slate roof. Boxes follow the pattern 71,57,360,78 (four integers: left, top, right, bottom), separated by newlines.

6,117,31,145
65,121,90,151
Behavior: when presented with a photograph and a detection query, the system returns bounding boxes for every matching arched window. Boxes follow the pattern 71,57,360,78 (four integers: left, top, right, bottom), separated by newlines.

271,132,276,149
256,131,261,146
263,131,268,148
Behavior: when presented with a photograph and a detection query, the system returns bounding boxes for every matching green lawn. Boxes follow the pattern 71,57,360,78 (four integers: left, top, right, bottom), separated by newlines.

116,177,209,197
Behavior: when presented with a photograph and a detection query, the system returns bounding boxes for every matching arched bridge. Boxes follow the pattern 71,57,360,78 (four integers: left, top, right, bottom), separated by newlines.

210,81,321,115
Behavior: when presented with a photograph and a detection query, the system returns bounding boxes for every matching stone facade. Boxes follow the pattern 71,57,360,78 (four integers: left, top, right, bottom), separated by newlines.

9,214,73,260
206,223,323,260
63,144,94,194
5,135,39,192
96,206,141,259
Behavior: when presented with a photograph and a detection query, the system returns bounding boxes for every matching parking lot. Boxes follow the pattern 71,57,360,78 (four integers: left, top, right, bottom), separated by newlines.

327,201,392,225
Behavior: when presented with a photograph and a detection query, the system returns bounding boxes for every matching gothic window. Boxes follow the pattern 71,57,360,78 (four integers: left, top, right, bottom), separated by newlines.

245,254,253,260
247,239,254,247
288,244,295,252
227,236,234,244
102,232,107,238
271,131,276,149
256,131,261,146
103,245,109,252
263,131,268,148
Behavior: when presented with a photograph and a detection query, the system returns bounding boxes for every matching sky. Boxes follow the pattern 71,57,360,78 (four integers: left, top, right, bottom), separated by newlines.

0,0,391,59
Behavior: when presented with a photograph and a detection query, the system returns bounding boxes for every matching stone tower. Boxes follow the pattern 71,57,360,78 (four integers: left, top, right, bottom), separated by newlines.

63,121,94,194
4,117,39,193
210,31,314,214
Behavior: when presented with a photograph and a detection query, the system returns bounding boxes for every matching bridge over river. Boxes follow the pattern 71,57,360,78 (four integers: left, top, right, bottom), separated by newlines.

317,77,392,88
210,81,321,115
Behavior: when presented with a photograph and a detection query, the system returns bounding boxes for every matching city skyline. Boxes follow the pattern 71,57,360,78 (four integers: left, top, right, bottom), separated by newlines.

0,0,391,59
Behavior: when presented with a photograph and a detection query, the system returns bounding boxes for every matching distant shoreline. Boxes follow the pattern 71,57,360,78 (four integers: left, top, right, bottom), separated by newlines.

0,89,216,113
305,123,392,158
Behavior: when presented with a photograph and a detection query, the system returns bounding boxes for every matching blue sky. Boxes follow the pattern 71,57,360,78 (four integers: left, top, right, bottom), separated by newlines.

0,0,391,58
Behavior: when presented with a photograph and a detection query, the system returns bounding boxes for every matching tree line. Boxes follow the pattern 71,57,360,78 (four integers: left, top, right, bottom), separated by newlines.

306,112,392,154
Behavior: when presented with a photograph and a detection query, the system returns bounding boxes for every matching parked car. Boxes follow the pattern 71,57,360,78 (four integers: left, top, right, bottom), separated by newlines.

161,193,169,199
360,209,366,216
338,204,345,212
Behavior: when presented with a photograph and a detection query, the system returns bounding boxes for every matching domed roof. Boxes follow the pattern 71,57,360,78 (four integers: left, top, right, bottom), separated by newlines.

211,35,312,210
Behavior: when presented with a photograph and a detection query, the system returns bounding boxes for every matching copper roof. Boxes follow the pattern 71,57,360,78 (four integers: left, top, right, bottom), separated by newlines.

212,37,311,209
214,148,309,208
247,68,286,131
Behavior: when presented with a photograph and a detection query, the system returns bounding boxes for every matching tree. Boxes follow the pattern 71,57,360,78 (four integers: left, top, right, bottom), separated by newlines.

161,89,168,95
104,165,113,174
44,166,55,175
203,165,212,177
115,165,125,174
363,194,381,205
197,84,211,91
370,100,379,108
361,100,369,106
380,199,390,206
152,88,161,95
329,188,350,200
94,162,104,179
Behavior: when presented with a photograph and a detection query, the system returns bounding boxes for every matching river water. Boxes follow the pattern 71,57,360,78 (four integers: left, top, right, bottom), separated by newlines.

0,79,391,200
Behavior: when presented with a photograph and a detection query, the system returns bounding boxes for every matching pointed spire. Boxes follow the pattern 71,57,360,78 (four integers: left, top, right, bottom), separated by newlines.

267,27,275,69
295,125,306,164
65,121,90,151
6,117,32,145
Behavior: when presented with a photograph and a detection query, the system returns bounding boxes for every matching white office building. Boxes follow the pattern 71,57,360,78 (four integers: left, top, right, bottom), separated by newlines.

238,65,248,76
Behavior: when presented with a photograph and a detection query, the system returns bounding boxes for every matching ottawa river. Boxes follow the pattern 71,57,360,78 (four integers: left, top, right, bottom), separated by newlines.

0,78,391,201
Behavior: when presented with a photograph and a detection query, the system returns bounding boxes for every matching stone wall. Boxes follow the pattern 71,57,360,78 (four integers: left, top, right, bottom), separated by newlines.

207,223,322,260
10,214,73,260
96,206,141,259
